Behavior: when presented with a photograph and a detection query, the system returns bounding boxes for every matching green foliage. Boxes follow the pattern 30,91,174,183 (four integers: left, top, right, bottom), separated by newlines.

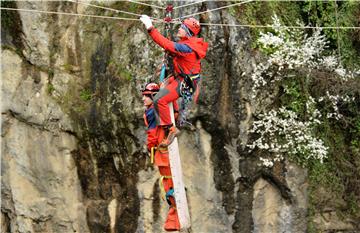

47,84,55,95
108,59,133,82
80,89,92,101
119,69,132,81
307,86,360,226
238,1,302,48
301,1,360,68
62,63,72,72
280,78,306,114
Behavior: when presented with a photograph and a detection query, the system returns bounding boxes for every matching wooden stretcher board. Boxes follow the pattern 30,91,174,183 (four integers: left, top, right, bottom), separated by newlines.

168,103,191,230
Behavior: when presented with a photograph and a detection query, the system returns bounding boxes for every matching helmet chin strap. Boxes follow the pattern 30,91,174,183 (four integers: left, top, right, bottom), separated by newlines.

181,24,193,37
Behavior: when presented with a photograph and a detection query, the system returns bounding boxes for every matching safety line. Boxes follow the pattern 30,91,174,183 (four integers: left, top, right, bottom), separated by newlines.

198,22,360,29
127,0,165,10
174,0,360,2
173,0,254,20
67,0,161,20
172,0,360,20
231,0,360,1
173,0,207,10
0,7,141,21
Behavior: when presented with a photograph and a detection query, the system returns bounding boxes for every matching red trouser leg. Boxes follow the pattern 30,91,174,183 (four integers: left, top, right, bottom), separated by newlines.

155,128,180,231
164,207,180,231
158,164,179,232
153,77,182,126
158,165,180,231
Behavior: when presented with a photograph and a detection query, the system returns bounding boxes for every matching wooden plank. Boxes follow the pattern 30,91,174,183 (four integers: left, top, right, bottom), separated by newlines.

168,103,191,230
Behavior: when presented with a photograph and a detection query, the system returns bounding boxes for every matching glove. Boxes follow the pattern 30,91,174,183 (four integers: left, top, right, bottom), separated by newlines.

140,15,153,30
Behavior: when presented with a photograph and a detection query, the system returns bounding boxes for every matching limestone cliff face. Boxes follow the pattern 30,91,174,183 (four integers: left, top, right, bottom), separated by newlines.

1,1,353,233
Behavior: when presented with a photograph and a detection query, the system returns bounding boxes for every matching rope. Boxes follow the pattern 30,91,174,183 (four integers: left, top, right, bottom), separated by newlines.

198,21,360,30
127,0,165,10
173,0,254,21
173,0,207,10
67,0,160,20
0,7,140,21
239,0,360,1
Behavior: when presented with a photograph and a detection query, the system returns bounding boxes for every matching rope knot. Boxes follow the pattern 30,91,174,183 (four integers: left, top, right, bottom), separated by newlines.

166,4,173,12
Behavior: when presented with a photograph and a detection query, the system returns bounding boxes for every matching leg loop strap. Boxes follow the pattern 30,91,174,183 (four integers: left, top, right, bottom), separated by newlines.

159,175,172,200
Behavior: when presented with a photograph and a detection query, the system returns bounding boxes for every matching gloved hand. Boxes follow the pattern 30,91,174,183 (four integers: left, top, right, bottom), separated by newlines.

140,15,153,30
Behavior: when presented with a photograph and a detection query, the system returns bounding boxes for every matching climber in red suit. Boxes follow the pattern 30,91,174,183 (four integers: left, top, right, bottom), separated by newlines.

142,83,180,231
140,15,208,147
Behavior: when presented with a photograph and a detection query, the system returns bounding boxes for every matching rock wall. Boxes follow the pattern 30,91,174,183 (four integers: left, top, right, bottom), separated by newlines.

2,49,88,232
1,1,357,233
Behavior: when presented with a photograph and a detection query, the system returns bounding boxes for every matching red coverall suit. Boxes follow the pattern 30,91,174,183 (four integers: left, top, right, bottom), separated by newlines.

148,28,208,126
144,104,180,231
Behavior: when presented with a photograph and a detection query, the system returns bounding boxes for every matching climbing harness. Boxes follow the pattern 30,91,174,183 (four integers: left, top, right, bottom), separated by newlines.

150,147,156,164
177,74,200,127
175,61,201,127
150,145,168,164
160,175,173,200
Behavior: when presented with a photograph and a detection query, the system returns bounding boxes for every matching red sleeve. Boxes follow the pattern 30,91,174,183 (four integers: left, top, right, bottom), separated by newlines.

147,128,158,150
148,28,179,55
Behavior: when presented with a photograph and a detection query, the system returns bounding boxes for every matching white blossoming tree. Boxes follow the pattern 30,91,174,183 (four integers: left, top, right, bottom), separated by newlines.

247,15,359,168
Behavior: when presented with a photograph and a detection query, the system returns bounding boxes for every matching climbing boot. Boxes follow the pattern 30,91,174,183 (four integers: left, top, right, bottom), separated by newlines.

164,188,180,231
164,207,180,231
159,125,179,148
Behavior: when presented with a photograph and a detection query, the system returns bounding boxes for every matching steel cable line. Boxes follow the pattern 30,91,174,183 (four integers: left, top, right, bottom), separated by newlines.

198,21,360,29
127,0,165,10
0,7,142,21
67,0,141,17
173,0,207,10
172,0,360,20
173,0,254,21
67,0,161,20
167,19,360,29
231,0,360,1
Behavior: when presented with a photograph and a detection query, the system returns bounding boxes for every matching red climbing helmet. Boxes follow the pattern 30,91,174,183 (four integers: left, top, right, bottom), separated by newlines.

182,17,201,36
142,82,160,95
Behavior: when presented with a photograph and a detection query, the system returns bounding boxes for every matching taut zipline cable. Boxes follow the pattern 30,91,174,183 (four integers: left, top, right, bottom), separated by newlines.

67,0,161,20
0,7,141,21
198,22,360,30
173,0,207,10
127,0,165,10
173,0,254,21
